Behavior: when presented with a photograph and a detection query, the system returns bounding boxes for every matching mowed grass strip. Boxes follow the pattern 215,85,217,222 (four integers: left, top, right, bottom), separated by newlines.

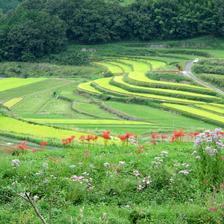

163,103,224,126
0,78,46,92
112,76,219,102
3,97,23,108
92,78,206,104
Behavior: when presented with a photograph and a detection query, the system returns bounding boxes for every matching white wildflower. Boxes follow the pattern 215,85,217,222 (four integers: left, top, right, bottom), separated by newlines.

178,170,190,175
11,159,20,168
119,161,126,166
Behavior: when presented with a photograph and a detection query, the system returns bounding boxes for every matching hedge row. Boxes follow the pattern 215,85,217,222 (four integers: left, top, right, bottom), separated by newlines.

147,72,194,84
193,64,224,75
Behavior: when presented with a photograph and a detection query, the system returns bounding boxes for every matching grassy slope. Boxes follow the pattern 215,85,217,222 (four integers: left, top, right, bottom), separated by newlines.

0,141,221,223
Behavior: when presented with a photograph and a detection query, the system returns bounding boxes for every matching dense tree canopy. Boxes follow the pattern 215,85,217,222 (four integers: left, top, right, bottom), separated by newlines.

0,0,223,61
0,11,67,61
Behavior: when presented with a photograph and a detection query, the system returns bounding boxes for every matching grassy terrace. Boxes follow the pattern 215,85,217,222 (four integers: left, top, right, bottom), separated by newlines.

92,78,208,104
77,56,224,127
111,76,219,102
78,82,102,95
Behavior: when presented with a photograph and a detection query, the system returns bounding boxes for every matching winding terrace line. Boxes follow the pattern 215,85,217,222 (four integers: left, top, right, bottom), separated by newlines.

183,60,224,97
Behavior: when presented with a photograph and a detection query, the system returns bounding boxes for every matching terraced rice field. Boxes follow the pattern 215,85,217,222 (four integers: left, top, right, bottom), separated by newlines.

92,77,208,104
78,57,224,127
1,48,224,141
111,76,219,102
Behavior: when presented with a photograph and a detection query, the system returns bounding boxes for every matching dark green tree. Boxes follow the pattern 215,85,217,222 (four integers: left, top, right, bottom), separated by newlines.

1,11,67,61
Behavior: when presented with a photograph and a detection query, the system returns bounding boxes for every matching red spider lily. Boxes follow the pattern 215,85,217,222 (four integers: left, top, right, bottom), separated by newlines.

125,132,134,139
79,135,98,142
102,131,111,140
62,136,75,145
171,130,185,142
118,134,128,142
150,132,160,145
17,141,29,150
91,135,98,141
188,132,200,138
85,135,96,142
39,141,48,147
62,139,69,145
79,135,86,142
218,131,224,137
161,134,168,140
89,135,98,142
151,132,160,140
102,131,111,146
118,132,134,144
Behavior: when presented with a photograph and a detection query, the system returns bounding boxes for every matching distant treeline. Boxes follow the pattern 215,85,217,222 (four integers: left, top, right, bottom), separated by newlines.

0,0,224,61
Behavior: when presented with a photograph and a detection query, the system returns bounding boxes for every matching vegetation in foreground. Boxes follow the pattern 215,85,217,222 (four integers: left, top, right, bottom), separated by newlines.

0,129,224,223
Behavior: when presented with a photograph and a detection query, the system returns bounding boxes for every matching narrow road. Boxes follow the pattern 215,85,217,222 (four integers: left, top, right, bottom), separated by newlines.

183,60,224,96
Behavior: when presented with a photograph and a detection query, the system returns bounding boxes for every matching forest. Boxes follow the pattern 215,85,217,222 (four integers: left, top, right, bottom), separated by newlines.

0,0,224,61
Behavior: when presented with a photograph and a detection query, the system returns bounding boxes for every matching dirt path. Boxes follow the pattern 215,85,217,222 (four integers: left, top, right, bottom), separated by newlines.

183,60,224,96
